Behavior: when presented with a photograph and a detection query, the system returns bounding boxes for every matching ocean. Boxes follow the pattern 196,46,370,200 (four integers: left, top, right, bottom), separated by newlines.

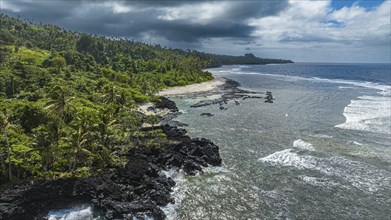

46,63,390,219
168,63,391,219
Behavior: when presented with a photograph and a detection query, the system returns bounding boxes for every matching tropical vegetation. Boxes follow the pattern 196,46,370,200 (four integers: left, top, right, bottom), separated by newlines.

0,14,292,185
0,14,213,184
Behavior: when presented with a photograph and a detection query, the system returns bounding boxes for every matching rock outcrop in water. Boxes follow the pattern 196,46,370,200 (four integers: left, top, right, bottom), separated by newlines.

265,91,274,103
0,101,221,220
188,79,269,109
155,97,179,112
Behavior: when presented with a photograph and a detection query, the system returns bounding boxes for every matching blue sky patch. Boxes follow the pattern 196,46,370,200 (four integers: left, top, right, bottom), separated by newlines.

331,0,385,10
321,20,346,28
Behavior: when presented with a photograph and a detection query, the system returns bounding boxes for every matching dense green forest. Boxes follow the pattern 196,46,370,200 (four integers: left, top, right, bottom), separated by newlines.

0,14,292,185
0,14,214,184
191,52,293,67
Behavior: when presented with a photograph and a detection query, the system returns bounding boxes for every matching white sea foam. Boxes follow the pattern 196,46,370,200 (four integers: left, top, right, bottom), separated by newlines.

48,206,94,220
338,86,355,89
299,175,339,188
293,139,315,151
161,168,186,220
303,72,391,135
132,215,154,220
162,166,230,219
258,149,316,170
259,149,390,192
351,141,363,146
310,134,333,139
309,77,391,96
211,69,391,97
336,95,391,134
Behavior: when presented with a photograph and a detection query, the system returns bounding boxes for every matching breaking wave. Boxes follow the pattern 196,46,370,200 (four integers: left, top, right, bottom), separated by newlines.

293,139,315,151
216,68,391,135
48,206,95,220
161,169,186,220
259,148,390,193
336,95,391,134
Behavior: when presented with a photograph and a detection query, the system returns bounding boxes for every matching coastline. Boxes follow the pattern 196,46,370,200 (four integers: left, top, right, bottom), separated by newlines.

0,72,268,219
158,77,226,96
167,64,391,219
0,93,223,220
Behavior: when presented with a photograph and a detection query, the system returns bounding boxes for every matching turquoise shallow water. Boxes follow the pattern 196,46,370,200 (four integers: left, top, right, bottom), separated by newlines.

170,63,391,219
47,63,391,219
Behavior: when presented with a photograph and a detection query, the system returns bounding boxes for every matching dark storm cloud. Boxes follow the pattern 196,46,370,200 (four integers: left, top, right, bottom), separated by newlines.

1,0,79,22
1,0,288,43
127,0,288,20
221,1,289,20
232,40,257,45
144,21,255,42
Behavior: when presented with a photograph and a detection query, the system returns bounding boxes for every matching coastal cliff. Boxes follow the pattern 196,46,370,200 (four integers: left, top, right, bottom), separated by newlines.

0,100,222,219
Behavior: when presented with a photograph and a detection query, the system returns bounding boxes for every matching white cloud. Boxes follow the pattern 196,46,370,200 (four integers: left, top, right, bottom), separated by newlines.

244,0,391,62
107,2,133,14
248,0,332,42
1,1,21,12
1,0,389,62
158,2,230,24
329,2,391,42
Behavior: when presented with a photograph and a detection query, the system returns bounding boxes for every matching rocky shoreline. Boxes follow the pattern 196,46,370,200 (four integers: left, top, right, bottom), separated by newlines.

0,78,274,219
0,98,222,220
177,78,273,112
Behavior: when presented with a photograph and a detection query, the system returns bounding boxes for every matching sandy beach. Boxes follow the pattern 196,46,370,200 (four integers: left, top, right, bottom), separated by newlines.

158,77,225,96
137,77,225,115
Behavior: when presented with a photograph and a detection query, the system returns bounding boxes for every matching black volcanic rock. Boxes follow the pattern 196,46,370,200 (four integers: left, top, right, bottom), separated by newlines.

162,125,222,175
161,124,187,138
0,98,222,220
0,127,222,220
155,97,178,112
188,78,266,109
0,150,175,220
192,138,222,166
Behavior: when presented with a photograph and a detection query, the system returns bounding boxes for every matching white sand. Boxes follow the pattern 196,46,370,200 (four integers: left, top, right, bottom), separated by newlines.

137,77,225,116
137,103,154,115
137,102,171,116
158,77,225,96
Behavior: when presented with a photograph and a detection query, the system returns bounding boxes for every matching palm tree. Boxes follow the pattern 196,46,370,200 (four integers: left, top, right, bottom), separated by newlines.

96,107,117,150
66,125,91,172
45,85,75,120
101,85,121,105
45,85,75,162
0,109,14,182
0,120,5,172
31,127,53,173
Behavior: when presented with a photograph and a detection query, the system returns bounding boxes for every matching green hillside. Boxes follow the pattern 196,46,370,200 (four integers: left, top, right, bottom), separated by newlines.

192,52,294,67
0,14,213,184
0,14,292,184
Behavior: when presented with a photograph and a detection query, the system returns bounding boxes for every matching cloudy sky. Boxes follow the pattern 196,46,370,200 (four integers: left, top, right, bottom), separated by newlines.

1,0,390,63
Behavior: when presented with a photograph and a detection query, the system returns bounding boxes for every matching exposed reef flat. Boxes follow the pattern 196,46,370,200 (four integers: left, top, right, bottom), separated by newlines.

158,77,274,112
166,78,274,110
